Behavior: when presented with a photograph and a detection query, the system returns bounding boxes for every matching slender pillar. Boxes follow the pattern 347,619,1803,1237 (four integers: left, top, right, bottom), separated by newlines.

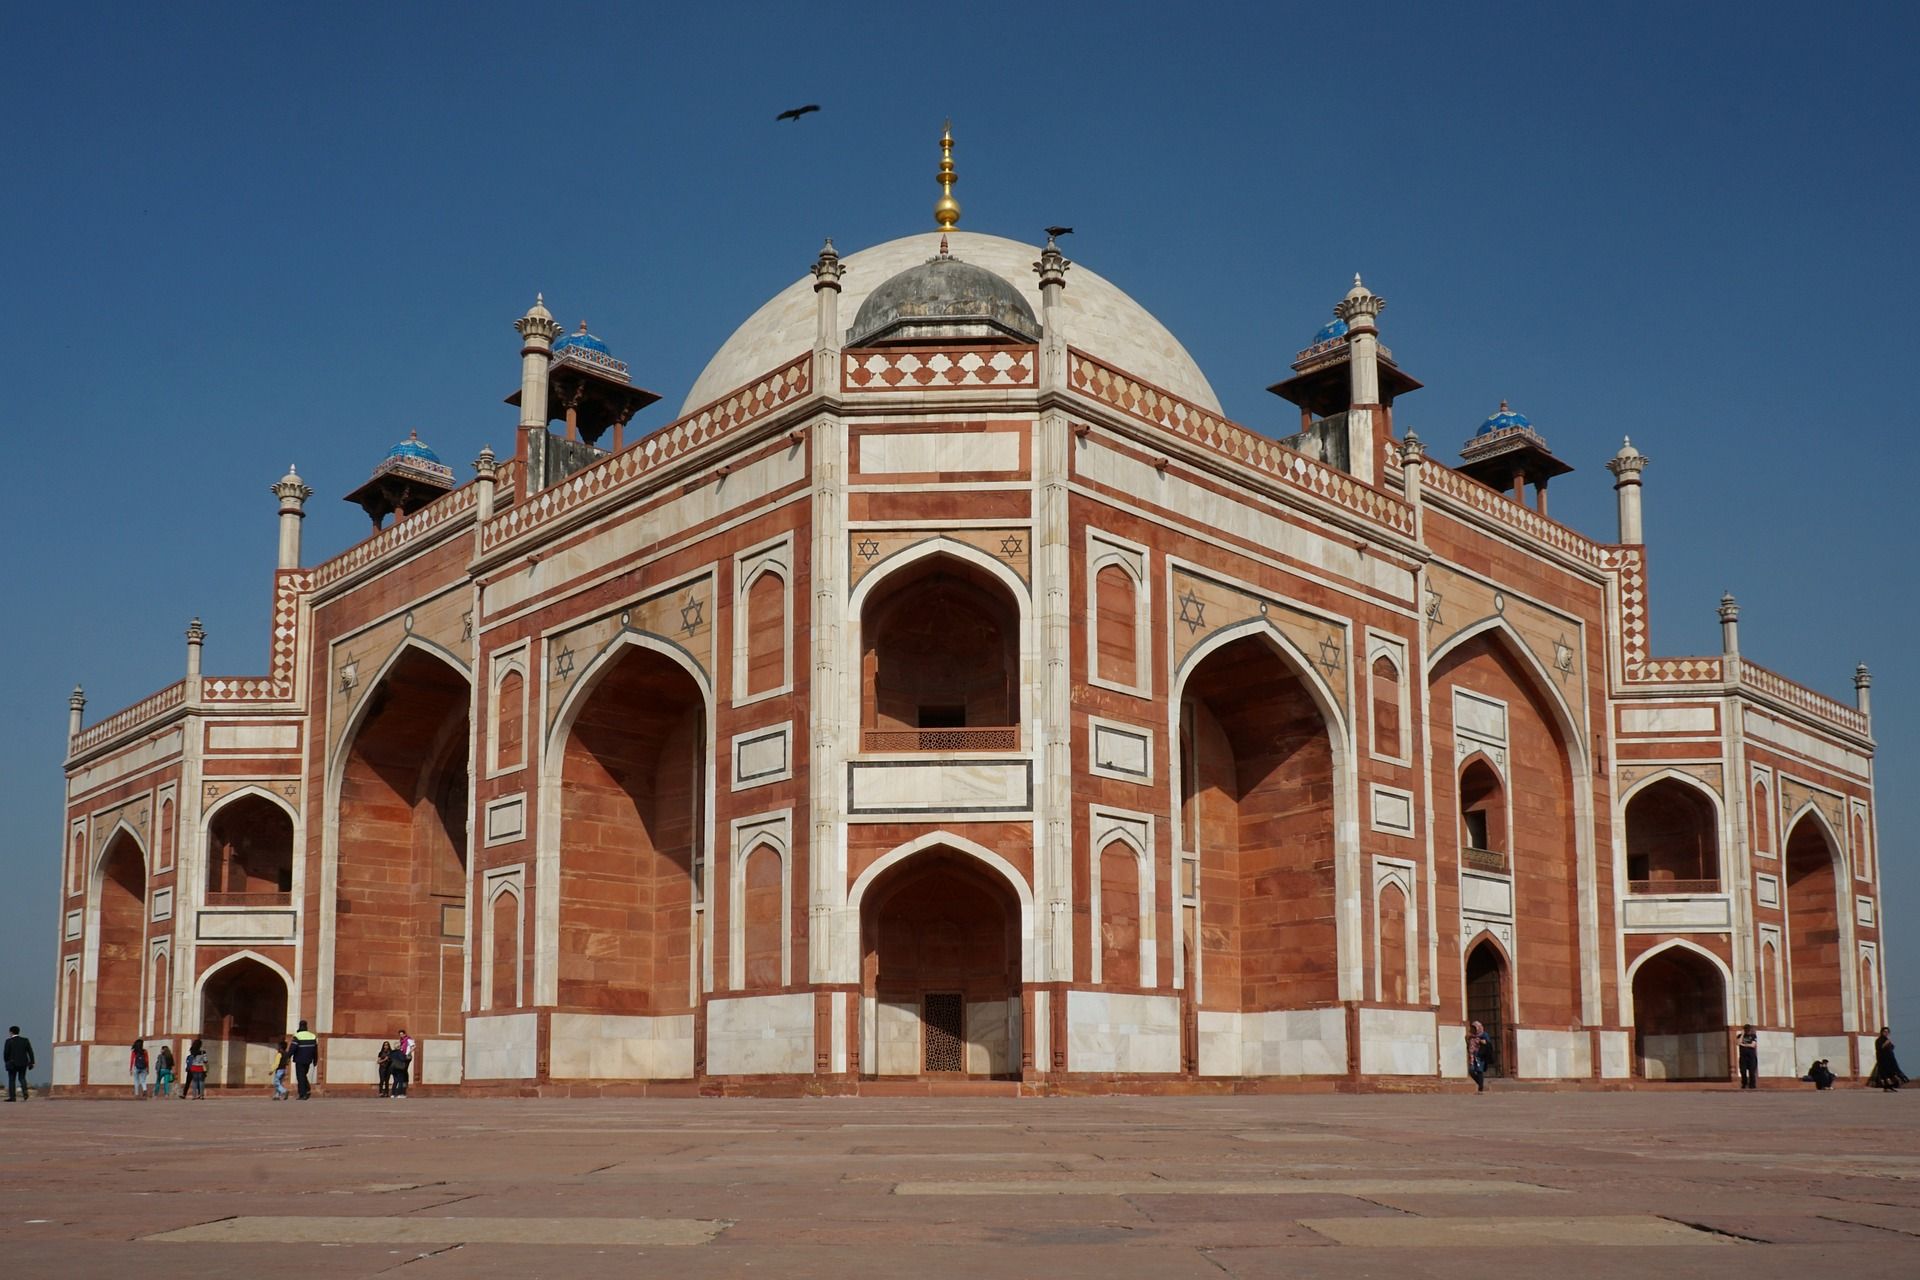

473,446,498,522
1606,437,1648,543
1034,232,1070,390
1718,593,1741,660
515,294,562,487
812,238,846,390
68,684,85,742
1855,663,1872,722
1333,274,1384,485
272,465,313,570
185,617,205,707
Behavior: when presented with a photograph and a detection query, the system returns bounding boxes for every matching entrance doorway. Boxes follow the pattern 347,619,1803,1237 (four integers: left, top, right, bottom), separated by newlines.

1465,938,1510,1078
860,848,1021,1078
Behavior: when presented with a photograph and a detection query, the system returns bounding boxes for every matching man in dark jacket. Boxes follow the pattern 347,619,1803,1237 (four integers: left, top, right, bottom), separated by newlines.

289,1020,320,1100
3,1026,33,1101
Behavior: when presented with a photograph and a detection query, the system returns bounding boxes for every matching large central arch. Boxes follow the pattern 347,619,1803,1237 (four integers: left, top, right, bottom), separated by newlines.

1171,621,1356,1012
90,825,149,1043
1784,810,1849,1035
324,641,471,1038
852,836,1029,1077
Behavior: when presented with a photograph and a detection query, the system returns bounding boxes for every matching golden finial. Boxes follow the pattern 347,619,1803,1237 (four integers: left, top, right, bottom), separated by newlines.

934,119,961,232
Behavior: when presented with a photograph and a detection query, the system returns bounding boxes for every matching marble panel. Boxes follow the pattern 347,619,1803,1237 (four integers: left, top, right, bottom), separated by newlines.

464,1012,538,1080
1066,991,1180,1074
733,724,791,788
1357,1008,1436,1076
1639,1032,1729,1080
1756,1029,1798,1078
1598,1030,1631,1078
1621,895,1732,932
1795,1034,1854,1078
1370,785,1415,836
1088,719,1152,782
847,759,1031,815
706,993,813,1076
416,1039,463,1085
1515,1028,1591,1079
1619,706,1716,735
1755,874,1779,907
1461,873,1512,919
71,729,183,796
1742,709,1870,779
86,1044,125,1086
859,431,1020,474
197,909,298,945
965,999,1015,1075
1454,690,1507,744
484,795,525,845
52,1044,80,1086
1199,1008,1348,1077
874,1000,918,1076
321,1037,387,1086
205,1038,281,1087
1438,1035,1468,1079
207,723,301,751
548,1013,695,1081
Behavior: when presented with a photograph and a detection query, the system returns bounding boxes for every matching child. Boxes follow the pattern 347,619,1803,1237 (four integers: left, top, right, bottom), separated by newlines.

155,1043,175,1097
184,1038,208,1099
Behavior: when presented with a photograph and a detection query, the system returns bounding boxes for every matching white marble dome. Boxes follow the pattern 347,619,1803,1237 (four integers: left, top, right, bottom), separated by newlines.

681,231,1220,415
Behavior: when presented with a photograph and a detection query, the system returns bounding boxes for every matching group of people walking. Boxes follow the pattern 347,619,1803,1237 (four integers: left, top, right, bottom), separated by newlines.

127,1037,207,1098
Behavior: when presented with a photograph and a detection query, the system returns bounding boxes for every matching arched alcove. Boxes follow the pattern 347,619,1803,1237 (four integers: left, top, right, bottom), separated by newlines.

860,553,1020,751
1784,814,1845,1034
205,793,294,904
1625,778,1720,892
94,830,147,1043
201,956,290,1088
1631,944,1729,1080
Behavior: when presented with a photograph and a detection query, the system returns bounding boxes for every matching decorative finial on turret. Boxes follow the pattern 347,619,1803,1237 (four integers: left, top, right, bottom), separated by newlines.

70,684,86,711
1034,230,1070,291
1335,273,1384,324
934,120,961,232
517,294,561,341
1399,430,1426,465
812,237,846,292
473,445,498,479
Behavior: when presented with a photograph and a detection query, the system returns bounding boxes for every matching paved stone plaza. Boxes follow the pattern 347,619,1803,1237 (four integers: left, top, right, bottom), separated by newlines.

2,1091,1916,1276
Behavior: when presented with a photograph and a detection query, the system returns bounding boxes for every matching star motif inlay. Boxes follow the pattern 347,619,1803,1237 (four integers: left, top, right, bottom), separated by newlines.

1177,588,1207,636
338,659,359,696
1424,585,1444,629
1317,635,1344,678
856,537,880,561
999,534,1024,556
679,594,705,635
552,646,576,681
461,610,473,641
1553,635,1575,682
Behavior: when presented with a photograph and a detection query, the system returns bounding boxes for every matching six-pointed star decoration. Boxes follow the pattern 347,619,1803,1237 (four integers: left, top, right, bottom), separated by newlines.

1553,635,1576,681
338,659,359,695
856,538,880,561
680,594,705,635
1177,588,1207,635
552,646,576,680
1424,585,1444,628
1317,635,1344,678
999,534,1024,556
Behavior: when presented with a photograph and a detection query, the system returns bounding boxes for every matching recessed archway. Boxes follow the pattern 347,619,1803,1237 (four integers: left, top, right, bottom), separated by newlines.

205,792,294,904
557,641,706,1016
1630,943,1729,1080
860,847,1022,1077
859,551,1022,751
331,644,471,1038
1784,812,1846,1034
1464,935,1512,1078
1625,777,1720,892
200,955,290,1088
93,828,148,1044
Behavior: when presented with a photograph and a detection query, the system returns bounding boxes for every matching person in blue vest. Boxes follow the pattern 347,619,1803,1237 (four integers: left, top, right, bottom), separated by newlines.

289,1020,320,1100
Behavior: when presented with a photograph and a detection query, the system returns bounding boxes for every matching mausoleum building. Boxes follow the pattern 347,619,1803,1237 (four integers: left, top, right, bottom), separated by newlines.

53,132,1887,1092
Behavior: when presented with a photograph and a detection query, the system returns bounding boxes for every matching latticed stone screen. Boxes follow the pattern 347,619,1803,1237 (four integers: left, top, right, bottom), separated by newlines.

923,993,965,1072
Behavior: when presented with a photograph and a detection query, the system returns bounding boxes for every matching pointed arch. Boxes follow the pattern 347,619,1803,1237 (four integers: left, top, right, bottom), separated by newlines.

1621,770,1724,891
848,536,1032,614
1172,615,1359,1003
1623,937,1733,1017
1783,805,1853,1034
319,635,473,1034
197,951,294,1088
731,830,792,991
1429,616,1600,1025
1626,939,1730,1081
89,817,149,883
86,821,150,1042
846,831,1035,983
536,624,715,1010
482,880,523,1011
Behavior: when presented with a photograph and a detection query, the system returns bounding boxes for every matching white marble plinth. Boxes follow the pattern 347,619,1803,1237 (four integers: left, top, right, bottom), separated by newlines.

1357,1008,1436,1075
1515,1028,1591,1079
706,993,813,1076
549,1012,694,1080
464,1013,538,1080
1066,991,1179,1074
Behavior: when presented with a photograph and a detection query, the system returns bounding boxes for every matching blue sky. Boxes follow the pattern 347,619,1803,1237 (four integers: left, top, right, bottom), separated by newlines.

3,2,1914,1047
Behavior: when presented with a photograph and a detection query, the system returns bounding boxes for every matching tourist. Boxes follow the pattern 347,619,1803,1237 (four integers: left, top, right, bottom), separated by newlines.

129,1037,150,1099
3,1025,33,1101
154,1043,175,1098
1802,1059,1835,1090
271,1038,292,1101
377,1041,393,1097
290,1020,319,1099
391,1029,413,1098
1466,1021,1489,1093
183,1038,208,1099
1870,1026,1907,1092
1737,1024,1759,1090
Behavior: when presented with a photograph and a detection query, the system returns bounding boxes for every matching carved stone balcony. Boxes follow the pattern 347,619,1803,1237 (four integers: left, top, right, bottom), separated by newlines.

1628,879,1721,896
1462,846,1508,874
861,727,1020,753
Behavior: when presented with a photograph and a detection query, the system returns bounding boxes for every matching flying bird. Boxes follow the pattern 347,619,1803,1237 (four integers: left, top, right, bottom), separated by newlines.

1045,225,1074,239
776,104,821,122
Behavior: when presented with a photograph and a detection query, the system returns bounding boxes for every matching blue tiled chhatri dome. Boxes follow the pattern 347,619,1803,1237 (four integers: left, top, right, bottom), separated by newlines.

385,432,445,466
553,327,612,357
1477,400,1532,436
1311,317,1348,345
372,431,455,485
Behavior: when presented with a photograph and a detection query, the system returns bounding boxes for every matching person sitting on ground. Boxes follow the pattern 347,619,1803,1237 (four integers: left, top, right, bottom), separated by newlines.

1801,1059,1834,1090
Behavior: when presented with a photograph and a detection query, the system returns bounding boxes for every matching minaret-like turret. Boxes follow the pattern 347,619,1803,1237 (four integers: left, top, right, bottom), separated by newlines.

273,464,313,570
1033,230,1071,387
514,294,563,481
1855,663,1873,721
68,684,85,741
812,237,846,388
1332,275,1385,485
1607,437,1649,543
1718,592,1741,660
185,617,205,706
473,446,498,522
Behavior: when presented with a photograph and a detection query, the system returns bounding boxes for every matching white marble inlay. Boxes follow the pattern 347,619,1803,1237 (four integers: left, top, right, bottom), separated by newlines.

1618,706,1715,736
858,431,1021,475
848,760,1030,815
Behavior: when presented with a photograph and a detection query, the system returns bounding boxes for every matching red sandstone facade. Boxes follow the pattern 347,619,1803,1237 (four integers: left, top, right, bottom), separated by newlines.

53,224,1885,1094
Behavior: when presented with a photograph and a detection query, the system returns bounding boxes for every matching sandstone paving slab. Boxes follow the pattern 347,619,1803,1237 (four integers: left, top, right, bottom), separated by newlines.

1293,1214,1732,1247
894,1176,1563,1197
147,1214,729,1246
1810,1202,1920,1236
1206,1242,1920,1280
